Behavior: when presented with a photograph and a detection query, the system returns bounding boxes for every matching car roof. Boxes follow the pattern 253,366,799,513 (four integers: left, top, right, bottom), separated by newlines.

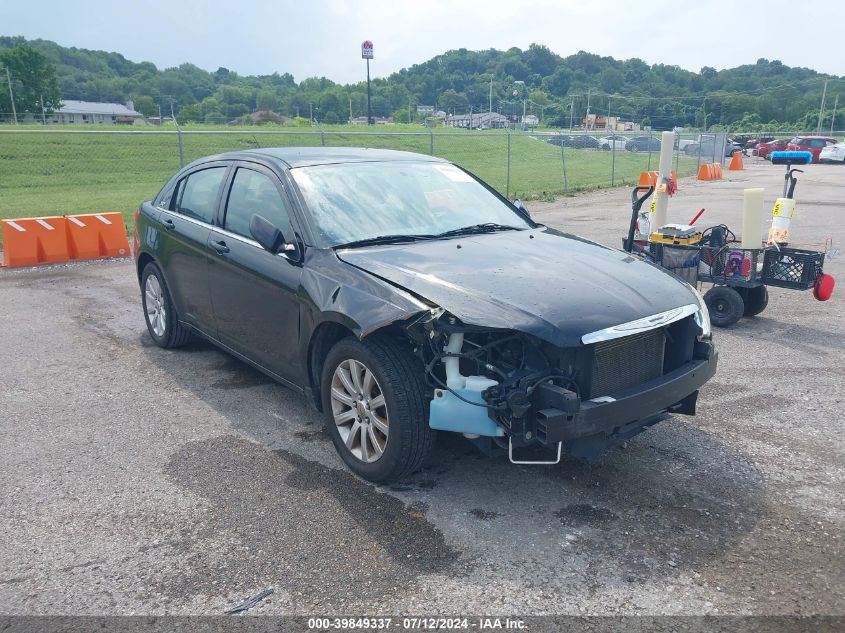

794,136,835,140
194,147,448,169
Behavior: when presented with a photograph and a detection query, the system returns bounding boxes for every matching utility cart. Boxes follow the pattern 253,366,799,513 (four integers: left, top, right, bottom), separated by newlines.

647,237,828,326
624,159,835,328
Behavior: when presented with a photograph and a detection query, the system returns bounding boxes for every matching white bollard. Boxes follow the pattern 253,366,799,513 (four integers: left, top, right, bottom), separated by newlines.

741,188,765,248
650,131,675,232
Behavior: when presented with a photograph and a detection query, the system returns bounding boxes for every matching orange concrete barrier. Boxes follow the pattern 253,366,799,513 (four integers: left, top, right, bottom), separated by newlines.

1,216,70,268
697,163,723,181
729,152,743,170
66,212,130,260
1,212,130,268
638,170,677,187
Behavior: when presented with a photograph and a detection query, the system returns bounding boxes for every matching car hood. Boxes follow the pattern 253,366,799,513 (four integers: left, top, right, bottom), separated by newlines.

337,227,698,347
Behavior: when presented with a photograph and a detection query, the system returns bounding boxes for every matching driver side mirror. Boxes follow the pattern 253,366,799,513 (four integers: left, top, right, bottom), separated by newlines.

250,214,298,258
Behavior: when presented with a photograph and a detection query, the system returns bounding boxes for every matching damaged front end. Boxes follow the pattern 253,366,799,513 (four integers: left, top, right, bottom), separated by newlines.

404,307,717,464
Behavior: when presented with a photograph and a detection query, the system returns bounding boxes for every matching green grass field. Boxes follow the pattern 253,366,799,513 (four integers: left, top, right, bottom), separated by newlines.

0,125,698,245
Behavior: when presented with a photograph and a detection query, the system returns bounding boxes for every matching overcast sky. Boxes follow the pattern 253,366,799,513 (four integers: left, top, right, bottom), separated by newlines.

2,0,843,83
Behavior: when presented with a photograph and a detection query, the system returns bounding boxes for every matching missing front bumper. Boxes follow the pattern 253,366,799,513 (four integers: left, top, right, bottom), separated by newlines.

537,352,718,447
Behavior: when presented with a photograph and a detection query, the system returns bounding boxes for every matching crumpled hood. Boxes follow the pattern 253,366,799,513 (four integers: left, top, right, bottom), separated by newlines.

336,227,698,347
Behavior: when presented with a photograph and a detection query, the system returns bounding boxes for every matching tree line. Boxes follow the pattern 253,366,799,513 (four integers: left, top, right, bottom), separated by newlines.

1,36,842,131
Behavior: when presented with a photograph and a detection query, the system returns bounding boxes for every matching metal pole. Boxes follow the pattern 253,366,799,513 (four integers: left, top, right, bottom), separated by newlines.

349,96,352,124
697,135,702,171
506,130,511,199
40,94,46,125
429,126,434,155
559,134,568,192
569,98,574,132
489,75,493,117
409,96,412,125
647,131,652,171
4,67,17,124
366,58,372,125
675,133,680,176
611,130,616,186
816,80,828,134
830,94,839,135
170,98,184,168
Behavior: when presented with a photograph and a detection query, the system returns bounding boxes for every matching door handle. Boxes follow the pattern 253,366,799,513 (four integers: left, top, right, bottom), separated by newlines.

211,239,230,254
162,218,175,230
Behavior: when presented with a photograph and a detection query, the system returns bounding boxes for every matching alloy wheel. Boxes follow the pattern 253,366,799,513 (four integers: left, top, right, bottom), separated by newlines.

145,274,166,337
330,358,389,463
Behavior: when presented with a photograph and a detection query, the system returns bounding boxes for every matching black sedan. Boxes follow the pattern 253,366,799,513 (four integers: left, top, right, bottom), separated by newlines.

625,136,662,152
134,148,717,482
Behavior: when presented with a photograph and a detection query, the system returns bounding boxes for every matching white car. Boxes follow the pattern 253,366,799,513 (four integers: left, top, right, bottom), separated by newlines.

599,135,630,150
819,141,845,163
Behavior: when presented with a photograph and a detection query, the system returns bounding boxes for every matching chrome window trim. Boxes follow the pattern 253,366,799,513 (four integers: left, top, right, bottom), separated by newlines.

581,304,699,345
159,208,213,230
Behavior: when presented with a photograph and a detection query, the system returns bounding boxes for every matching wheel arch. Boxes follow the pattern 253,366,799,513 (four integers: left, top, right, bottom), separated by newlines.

306,319,419,412
136,251,156,283
307,321,357,411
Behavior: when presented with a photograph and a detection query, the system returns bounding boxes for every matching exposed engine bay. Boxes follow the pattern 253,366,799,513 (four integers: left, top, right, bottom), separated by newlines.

404,308,714,462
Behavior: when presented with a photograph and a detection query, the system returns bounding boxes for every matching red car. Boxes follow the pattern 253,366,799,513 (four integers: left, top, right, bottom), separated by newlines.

785,136,839,163
754,139,790,159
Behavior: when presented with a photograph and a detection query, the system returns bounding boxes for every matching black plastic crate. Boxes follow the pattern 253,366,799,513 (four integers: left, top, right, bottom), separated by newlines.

761,248,824,289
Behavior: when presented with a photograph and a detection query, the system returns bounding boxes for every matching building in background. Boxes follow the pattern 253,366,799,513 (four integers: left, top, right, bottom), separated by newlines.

445,112,509,129
583,114,640,132
21,100,144,125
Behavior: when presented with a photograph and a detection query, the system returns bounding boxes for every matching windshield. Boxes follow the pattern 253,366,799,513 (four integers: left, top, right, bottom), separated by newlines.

290,161,532,247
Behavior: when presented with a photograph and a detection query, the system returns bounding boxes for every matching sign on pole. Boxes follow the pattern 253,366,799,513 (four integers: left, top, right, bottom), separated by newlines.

361,40,374,60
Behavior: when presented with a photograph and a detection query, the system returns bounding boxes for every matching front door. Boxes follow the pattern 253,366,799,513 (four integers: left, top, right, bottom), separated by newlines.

207,163,303,384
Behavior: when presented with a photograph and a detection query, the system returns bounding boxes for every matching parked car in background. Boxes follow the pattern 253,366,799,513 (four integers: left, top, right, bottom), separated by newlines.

546,134,573,147
599,135,630,150
785,136,839,163
134,147,716,482
625,136,661,152
743,137,774,149
684,138,742,158
676,137,697,152
563,135,600,149
754,139,791,159
819,140,845,163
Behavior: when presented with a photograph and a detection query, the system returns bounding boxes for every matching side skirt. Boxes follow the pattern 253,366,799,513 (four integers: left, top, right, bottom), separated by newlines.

183,322,305,395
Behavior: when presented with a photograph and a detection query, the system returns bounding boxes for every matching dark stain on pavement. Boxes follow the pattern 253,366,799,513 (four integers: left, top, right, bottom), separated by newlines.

468,509,500,521
554,504,618,527
159,435,459,610
211,357,273,390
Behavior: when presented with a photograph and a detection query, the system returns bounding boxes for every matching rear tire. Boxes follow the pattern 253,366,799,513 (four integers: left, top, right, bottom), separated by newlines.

141,262,192,348
321,335,436,483
704,286,744,327
739,286,769,317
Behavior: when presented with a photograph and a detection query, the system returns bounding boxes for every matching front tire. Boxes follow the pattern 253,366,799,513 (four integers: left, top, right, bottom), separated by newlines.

141,262,192,348
704,286,744,327
321,336,435,482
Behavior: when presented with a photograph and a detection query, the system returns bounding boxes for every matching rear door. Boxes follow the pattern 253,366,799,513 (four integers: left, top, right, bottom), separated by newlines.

207,162,303,384
156,162,230,333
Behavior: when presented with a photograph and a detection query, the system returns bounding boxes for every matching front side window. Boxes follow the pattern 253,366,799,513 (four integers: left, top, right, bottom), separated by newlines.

291,161,531,247
174,167,227,224
224,168,291,239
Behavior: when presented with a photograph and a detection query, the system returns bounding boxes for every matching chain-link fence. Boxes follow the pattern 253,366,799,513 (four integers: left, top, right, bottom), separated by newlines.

0,126,800,227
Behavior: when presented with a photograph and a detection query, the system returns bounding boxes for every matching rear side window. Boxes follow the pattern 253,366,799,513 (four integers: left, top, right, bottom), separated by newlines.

174,167,227,223
224,168,291,240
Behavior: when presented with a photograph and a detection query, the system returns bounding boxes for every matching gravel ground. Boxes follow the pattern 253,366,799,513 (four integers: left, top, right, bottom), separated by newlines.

0,157,843,617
